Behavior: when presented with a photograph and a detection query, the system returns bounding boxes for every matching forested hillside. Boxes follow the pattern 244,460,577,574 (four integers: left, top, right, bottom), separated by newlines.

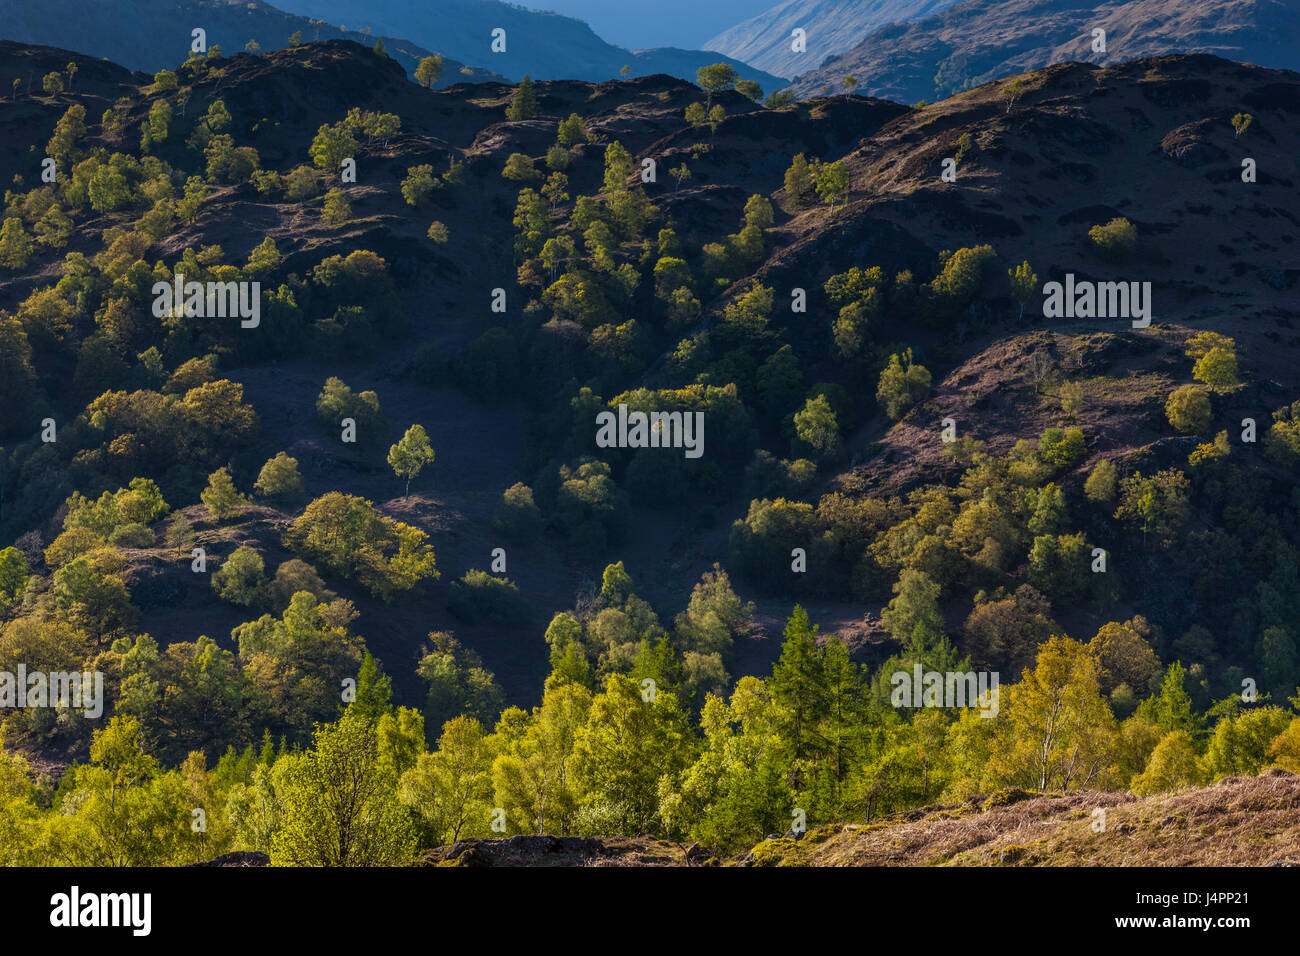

0,36,1298,865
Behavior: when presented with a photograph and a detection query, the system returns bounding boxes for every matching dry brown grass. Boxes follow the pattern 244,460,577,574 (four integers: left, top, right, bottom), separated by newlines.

740,770,1300,866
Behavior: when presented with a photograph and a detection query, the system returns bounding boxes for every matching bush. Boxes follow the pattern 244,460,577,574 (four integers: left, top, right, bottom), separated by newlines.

1088,217,1137,262
401,164,439,206
213,546,268,607
254,452,304,502
1084,459,1117,503
284,492,437,600
876,348,931,419
268,558,335,612
1165,385,1212,434
493,483,543,543
447,570,529,624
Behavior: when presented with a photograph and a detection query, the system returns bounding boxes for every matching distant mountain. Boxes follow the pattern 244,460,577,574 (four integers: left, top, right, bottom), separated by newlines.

1,0,506,85
270,0,786,89
785,0,1300,102
704,0,960,80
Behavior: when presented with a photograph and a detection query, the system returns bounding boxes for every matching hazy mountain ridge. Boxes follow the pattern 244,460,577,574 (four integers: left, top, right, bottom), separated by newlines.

1,0,507,86
268,0,786,88
784,0,1300,102
704,0,960,79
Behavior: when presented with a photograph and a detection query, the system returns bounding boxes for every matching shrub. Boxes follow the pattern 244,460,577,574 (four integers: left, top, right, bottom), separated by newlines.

1165,385,1212,434
1088,217,1137,262
447,570,529,624
255,452,304,502
213,546,268,607
494,483,543,543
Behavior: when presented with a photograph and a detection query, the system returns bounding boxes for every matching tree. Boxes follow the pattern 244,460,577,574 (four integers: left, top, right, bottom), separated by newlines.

201,467,246,520
814,159,850,210
415,55,444,88
1004,76,1026,112
784,153,813,205
1130,730,1205,795
0,219,34,270
309,123,359,171
557,113,585,147
289,30,303,46
569,674,694,835
427,221,449,243
985,636,1118,791
1008,260,1037,320
401,164,438,206
245,39,261,52
736,79,763,102
387,424,436,495
399,716,494,844
0,547,29,611
273,709,415,865
696,63,738,107
793,394,841,459
882,568,945,649
1084,458,1117,503
1115,469,1190,547
507,74,538,120
494,483,543,543
670,163,691,193
1231,112,1252,139
65,62,78,90
212,546,268,607
876,348,931,419
503,152,541,182
322,188,351,227
1165,385,1212,434
42,72,64,94
842,76,858,98
254,452,304,502
1192,347,1239,393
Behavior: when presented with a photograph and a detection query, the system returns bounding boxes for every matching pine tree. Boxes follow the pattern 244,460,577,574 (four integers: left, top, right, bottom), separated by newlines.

507,74,538,120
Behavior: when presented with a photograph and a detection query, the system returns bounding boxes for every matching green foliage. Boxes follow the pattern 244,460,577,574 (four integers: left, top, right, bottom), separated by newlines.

1165,385,1212,434
387,424,435,494
417,630,504,740
1115,469,1190,546
1089,217,1137,262
213,546,268,607
812,159,849,209
494,483,543,543
316,377,387,441
506,74,538,120
792,394,841,460
448,570,530,625
1085,458,1117,503
557,113,586,147
201,466,247,520
273,708,415,865
254,452,303,503
696,63,738,103
285,492,438,600
503,152,541,182
0,547,30,611
876,348,931,420
415,55,444,88
401,164,439,206
321,188,351,227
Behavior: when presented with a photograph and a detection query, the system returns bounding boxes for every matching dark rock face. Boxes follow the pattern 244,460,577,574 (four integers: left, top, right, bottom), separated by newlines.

417,835,718,867
187,851,271,867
